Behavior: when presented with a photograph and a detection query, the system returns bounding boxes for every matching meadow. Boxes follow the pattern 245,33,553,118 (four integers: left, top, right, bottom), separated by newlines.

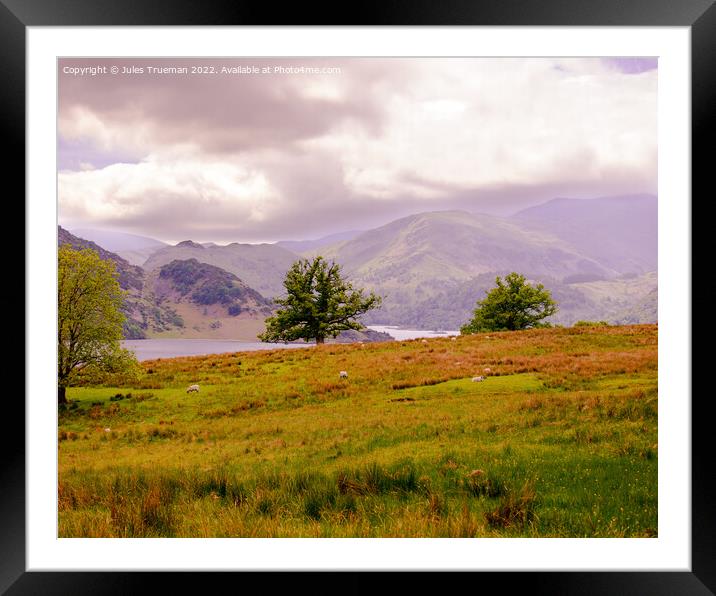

58,324,658,538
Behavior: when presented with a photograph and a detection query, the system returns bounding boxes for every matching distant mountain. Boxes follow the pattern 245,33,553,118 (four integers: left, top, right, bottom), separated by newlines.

512,194,657,275
403,271,657,330
143,241,300,298
312,210,613,280
137,259,276,339
58,227,183,339
154,259,272,316
65,193,658,335
59,226,144,292
276,230,364,255
307,210,616,325
568,271,658,325
70,228,168,266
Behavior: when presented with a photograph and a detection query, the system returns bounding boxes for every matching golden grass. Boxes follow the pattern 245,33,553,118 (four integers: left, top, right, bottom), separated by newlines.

59,324,658,537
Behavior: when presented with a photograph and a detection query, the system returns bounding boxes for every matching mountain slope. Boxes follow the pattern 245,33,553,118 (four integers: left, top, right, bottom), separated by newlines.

512,194,657,275
306,210,617,325
143,241,300,299
276,230,364,254
154,259,272,316
58,226,183,338
313,210,613,281
70,228,168,266
137,259,276,340
404,271,657,330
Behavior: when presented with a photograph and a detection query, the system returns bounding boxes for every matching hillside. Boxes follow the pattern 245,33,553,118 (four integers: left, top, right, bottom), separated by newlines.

295,197,658,329
64,194,658,335
309,210,611,281
400,271,658,330
143,241,300,299
304,210,622,327
59,226,144,291
59,324,658,538
58,226,183,339
276,229,364,254
512,194,657,275
70,228,168,266
139,259,273,339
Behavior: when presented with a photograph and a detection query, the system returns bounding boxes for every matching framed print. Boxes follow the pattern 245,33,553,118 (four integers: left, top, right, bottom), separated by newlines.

9,0,713,593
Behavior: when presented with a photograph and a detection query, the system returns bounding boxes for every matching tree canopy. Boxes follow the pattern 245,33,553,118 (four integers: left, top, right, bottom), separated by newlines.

460,272,558,334
258,256,382,344
58,245,138,404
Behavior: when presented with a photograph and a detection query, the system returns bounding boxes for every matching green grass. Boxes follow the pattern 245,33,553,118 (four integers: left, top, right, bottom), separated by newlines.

58,324,658,537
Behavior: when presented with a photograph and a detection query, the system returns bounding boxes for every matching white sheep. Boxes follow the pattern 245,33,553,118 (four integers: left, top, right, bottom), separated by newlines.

421,339,428,344
483,367,492,374
339,371,348,379
471,376,485,382
451,337,457,341
187,384,200,393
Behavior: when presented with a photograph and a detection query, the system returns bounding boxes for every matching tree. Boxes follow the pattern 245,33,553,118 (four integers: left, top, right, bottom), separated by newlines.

258,256,382,345
460,272,558,334
58,245,138,405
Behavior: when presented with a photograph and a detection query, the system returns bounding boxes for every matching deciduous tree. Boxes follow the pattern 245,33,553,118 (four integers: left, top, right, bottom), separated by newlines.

460,272,557,334
259,256,381,344
58,245,137,405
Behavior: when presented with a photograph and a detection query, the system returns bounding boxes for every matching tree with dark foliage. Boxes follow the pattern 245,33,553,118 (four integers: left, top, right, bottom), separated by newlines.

259,256,381,345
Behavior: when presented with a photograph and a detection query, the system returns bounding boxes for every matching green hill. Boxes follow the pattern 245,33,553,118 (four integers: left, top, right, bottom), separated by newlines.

304,211,615,326
58,226,184,339
143,240,300,299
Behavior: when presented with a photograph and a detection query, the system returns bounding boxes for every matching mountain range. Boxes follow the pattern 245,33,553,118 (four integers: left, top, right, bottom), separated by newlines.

143,240,298,299
61,194,658,337
69,228,168,266
58,227,183,338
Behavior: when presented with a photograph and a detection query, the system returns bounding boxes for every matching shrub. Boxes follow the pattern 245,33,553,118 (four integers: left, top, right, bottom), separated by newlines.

573,320,610,327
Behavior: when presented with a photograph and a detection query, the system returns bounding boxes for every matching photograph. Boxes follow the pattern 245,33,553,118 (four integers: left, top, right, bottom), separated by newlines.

56,56,659,539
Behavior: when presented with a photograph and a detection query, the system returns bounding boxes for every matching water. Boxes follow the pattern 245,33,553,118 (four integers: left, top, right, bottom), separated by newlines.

366,325,459,341
122,326,460,360
121,338,312,361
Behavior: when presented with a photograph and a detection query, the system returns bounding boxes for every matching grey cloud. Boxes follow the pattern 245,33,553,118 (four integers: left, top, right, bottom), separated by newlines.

59,58,391,155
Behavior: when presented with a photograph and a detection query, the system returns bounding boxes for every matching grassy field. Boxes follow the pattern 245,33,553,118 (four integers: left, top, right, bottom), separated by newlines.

58,324,658,538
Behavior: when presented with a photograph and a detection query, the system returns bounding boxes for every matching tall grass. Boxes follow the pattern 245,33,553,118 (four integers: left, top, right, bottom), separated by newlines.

59,325,658,537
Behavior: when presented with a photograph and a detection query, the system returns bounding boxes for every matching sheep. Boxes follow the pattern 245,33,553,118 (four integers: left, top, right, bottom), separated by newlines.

421,339,428,344
186,384,200,393
339,371,348,379
483,367,492,374
471,376,485,382
451,337,457,342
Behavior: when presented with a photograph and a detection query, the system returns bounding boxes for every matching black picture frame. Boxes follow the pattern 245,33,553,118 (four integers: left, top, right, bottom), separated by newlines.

8,0,712,593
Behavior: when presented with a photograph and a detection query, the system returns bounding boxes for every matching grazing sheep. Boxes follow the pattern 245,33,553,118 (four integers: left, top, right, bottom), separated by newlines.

187,384,200,393
339,371,348,379
421,339,428,344
472,376,485,382
451,337,457,341
483,367,492,373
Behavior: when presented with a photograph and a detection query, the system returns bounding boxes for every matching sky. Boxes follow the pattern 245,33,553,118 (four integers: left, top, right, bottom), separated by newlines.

57,57,657,245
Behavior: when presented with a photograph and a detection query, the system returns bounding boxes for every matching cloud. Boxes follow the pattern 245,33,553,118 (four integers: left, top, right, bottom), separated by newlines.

58,57,657,242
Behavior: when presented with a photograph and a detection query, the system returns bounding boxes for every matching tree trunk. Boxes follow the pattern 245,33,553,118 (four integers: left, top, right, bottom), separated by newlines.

315,336,325,345
58,385,67,405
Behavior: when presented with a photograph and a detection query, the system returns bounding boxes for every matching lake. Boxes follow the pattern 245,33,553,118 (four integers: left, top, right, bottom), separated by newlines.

121,339,312,361
122,326,460,361
366,325,459,341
